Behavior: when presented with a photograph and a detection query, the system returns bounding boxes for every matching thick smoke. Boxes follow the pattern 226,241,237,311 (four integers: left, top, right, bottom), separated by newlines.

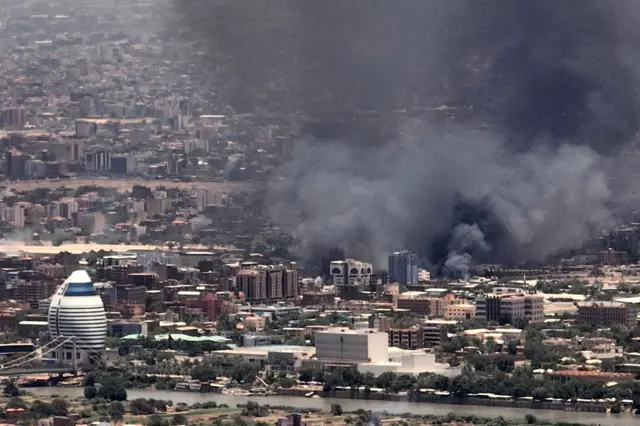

171,1,640,273
269,124,612,269
445,224,491,279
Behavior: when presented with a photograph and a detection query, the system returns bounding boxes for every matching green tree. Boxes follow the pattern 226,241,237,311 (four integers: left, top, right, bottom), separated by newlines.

97,377,127,401
298,368,314,383
375,371,398,389
600,358,617,372
130,398,155,415
3,381,19,397
108,401,125,422
148,414,168,426
532,386,549,401
84,385,97,399
51,398,69,416
6,397,26,409
241,401,269,417
524,413,537,424
171,413,188,425
330,403,343,415
231,415,248,426
30,400,55,419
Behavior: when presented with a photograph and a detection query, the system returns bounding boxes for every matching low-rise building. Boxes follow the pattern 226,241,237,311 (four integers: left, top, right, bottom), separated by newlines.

423,319,457,347
576,301,637,327
476,293,544,323
243,315,266,331
396,292,443,316
443,295,476,320
388,325,423,349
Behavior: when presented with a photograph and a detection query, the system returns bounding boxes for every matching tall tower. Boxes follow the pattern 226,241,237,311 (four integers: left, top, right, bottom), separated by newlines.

48,270,107,364
388,251,418,285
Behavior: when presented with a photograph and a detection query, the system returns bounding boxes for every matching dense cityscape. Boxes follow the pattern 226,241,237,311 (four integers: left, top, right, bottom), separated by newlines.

0,1,640,426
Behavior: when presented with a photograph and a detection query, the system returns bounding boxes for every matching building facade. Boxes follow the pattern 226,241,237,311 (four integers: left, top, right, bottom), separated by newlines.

236,264,298,302
576,302,637,327
388,325,423,349
476,293,544,323
330,260,373,288
47,270,107,363
315,328,388,364
388,251,418,285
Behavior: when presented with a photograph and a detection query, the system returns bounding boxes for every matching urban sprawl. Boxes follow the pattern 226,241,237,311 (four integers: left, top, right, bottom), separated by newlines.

0,1,639,426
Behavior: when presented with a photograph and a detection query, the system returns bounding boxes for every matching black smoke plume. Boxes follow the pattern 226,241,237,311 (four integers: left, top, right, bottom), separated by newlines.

170,1,640,273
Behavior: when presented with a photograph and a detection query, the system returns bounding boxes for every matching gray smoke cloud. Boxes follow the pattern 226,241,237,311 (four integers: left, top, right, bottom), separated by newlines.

269,123,613,270
445,224,491,279
170,1,640,273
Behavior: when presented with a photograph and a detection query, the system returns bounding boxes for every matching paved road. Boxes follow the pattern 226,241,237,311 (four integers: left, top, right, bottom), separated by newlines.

0,367,74,377
3,179,258,192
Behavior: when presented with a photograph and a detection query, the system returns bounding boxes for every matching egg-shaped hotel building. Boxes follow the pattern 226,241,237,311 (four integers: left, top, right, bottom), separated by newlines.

48,270,107,362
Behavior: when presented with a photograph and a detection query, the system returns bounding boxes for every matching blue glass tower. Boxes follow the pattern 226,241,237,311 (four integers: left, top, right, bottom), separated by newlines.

388,251,418,285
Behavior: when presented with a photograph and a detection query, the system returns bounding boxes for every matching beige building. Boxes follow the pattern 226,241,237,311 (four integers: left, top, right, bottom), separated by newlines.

576,301,637,327
443,294,476,320
243,315,266,331
330,259,373,287
236,269,267,301
477,293,544,323
444,302,476,320
396,292,444,316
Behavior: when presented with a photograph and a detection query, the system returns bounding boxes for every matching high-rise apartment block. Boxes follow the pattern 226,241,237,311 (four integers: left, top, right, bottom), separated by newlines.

236,264,298,302
1,107,26,129
388,251,418,285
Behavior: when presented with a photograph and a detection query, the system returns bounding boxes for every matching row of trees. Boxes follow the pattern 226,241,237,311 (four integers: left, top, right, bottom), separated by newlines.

307,365,635,401
84,375,128,401
5,397,71,421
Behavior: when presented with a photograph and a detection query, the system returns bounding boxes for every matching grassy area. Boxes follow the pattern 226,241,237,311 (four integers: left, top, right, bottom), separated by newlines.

123,406,241,421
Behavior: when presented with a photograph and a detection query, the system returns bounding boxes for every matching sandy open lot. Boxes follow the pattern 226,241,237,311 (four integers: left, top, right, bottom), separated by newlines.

0,242,233,255
3,178,257,193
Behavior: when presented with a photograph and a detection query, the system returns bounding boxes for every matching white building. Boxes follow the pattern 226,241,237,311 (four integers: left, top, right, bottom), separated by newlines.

330,260,373,287
358,349,456,377
47,270,107,363
313,327,456,376
315,328,388,364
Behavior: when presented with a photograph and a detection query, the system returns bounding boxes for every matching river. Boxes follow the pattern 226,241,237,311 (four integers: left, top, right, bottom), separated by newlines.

25,387,639,425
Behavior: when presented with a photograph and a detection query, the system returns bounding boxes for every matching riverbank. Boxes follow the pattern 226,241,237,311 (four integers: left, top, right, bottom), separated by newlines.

281,388,622,413
25,387,639,426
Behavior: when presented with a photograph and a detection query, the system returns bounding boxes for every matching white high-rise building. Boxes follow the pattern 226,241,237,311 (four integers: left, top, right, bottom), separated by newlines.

48,270,107,363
